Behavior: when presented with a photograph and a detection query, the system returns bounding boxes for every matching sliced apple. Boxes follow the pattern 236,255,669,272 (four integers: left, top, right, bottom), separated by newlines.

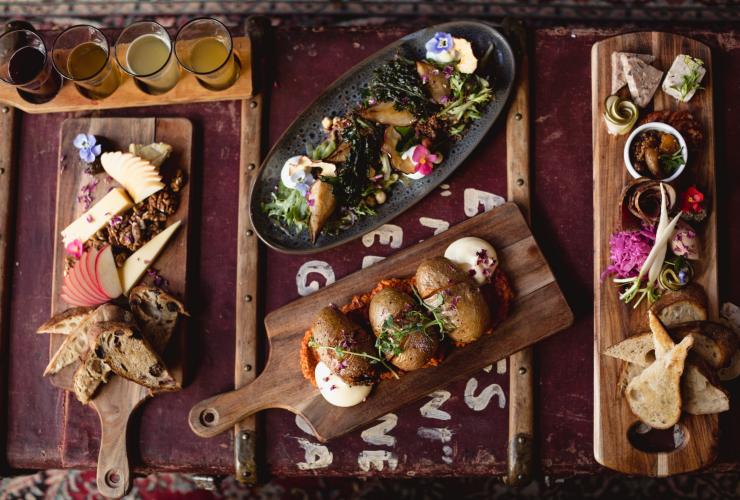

94,245,122,299
61,289,96,307
62,264,105,307
78,250,109,302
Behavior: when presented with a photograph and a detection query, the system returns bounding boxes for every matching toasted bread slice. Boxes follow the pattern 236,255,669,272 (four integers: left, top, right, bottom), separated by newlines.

625,335,693,429
72,355,112,404
649,310,674,359
37,306,94,334
605,321,737,369
618,358,729,416
651,285,708,327
129,285,187,354
89,321,179,391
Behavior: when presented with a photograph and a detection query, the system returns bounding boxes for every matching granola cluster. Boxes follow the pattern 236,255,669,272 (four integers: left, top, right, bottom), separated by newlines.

92,169,186,265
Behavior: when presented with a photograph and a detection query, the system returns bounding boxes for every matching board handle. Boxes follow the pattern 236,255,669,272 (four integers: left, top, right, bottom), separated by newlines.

189,375,270,438
95,403,132,498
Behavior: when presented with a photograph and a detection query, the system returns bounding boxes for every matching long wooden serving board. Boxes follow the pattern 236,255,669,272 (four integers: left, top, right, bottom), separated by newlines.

592,33,718,476
189,202,573,441
49,117,192,497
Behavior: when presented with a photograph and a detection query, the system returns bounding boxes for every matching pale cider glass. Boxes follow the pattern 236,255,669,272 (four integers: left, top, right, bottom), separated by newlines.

115,21,181,95
174,18,239,91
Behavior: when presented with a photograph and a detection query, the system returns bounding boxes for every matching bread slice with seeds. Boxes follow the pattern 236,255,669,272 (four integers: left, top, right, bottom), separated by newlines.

89,321,179,391
129,285,187,353
37,306,94,334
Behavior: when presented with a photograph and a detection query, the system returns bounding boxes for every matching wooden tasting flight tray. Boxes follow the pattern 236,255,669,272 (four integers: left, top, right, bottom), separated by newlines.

188,202,574,442
0,37,251,114
49,117,192,497
592,33,718,476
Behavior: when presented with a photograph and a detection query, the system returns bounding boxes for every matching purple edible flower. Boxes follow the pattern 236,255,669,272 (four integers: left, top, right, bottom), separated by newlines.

443,65,454,78
439,95,450,104
425,32,454,55
73,133,102,164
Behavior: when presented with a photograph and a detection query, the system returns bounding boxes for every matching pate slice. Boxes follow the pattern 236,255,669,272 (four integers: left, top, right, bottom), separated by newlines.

662,54,706,102
621,54,664,108
611,52,655,94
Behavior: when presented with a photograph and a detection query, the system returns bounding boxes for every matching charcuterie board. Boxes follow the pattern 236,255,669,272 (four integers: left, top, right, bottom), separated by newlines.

49,117,192,496
189,202,573,441
592,33,718,476
0,37,251,114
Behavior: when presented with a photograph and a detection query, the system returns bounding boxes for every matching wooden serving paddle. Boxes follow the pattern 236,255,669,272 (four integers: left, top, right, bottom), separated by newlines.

503,19,535,486
593,32,718,476
49,117,192,496
189,203,573,442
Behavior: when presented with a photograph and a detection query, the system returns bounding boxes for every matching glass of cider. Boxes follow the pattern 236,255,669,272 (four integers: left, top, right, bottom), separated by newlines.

52,25,120,100
0,28,61,103
174,18,239,91
115,21,181,95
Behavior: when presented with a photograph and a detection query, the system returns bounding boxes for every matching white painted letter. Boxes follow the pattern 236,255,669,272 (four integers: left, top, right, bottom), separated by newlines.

420,390,452,420
463,188,505,217
361,413,397,447
296,260,335,296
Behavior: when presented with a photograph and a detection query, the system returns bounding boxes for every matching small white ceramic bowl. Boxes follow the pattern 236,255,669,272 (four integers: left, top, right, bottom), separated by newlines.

624,122,688,182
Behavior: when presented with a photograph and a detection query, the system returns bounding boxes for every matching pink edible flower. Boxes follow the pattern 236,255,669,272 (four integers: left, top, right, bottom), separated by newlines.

65,239,84,260
411,145,441,176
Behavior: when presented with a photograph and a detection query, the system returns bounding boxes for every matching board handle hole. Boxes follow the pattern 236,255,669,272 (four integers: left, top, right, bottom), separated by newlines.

105,469,121,487
200,408,219,426
627,421,687,453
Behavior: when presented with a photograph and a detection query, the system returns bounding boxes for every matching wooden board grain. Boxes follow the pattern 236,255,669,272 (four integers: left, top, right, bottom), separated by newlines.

0,37,251,114
49,117,192,496
189,202,573,442
592,32,718,476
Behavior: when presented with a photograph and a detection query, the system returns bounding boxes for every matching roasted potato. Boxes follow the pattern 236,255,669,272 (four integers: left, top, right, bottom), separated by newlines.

368,288,439,371
311,307,377,384
425,282,491,344
415,256,470,298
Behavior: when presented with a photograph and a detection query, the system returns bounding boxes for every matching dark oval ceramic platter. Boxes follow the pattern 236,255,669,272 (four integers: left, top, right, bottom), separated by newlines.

250,21,516,254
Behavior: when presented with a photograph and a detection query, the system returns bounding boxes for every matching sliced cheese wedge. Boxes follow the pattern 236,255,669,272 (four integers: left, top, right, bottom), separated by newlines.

101,151,165,204
61,188,133,246
119,220,181,294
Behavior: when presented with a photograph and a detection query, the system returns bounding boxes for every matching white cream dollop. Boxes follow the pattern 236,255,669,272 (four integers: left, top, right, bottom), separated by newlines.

315,361,372,407
280,155,312,189
444,237,498,285
453,38,478,74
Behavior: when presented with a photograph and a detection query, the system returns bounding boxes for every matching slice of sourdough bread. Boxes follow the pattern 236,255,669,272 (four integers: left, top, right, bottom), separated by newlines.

129,285,187,354
604,321,737,369
625,335,693,429
89,321,179,391
72,355,112,404
650,285,708,327
37,306,94,334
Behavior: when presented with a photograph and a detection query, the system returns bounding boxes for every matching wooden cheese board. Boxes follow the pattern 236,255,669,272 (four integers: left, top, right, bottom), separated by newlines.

49,117,192,496
592,32,718,476
0,37,251,114
188,202,574,442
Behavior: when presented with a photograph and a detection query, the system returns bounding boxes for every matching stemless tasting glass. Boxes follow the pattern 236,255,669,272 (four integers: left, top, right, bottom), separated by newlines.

0,29,61,103
174,18,239,91
52,25,120,100
115,21,181,95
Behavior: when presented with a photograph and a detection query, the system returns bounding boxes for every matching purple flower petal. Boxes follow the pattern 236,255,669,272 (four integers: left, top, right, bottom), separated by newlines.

73,133,88,149
92,144,102,156
85,134,96,147
79,148,95,163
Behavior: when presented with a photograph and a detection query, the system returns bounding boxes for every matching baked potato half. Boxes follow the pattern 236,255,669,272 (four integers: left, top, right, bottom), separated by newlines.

425,281,491,344
368,287,439,371
415,256,470,299
311,307,378,384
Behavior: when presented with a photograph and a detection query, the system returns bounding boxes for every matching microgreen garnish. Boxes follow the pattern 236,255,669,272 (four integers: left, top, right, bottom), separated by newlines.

670,56,704,101
309,337,399,379
375,306,445,359
439,73,492,136
411,286,454,333
659,146,685,175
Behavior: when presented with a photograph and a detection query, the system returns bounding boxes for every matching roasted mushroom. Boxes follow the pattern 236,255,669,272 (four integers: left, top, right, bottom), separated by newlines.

311,307,378,385
307,180,336,243
359,101,416,126
416,61,451,104
368,287,439,371
380,126,415,174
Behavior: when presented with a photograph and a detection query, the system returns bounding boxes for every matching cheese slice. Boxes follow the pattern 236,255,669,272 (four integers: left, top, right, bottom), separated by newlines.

119,220,181,294
662,54,705,102
61,188,133,246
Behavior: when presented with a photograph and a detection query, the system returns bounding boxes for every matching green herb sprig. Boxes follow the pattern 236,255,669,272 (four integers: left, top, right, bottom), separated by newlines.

439,73,493,136
659,146,685,175
375,308,446,359
670,56,704,101
309,337,399,379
